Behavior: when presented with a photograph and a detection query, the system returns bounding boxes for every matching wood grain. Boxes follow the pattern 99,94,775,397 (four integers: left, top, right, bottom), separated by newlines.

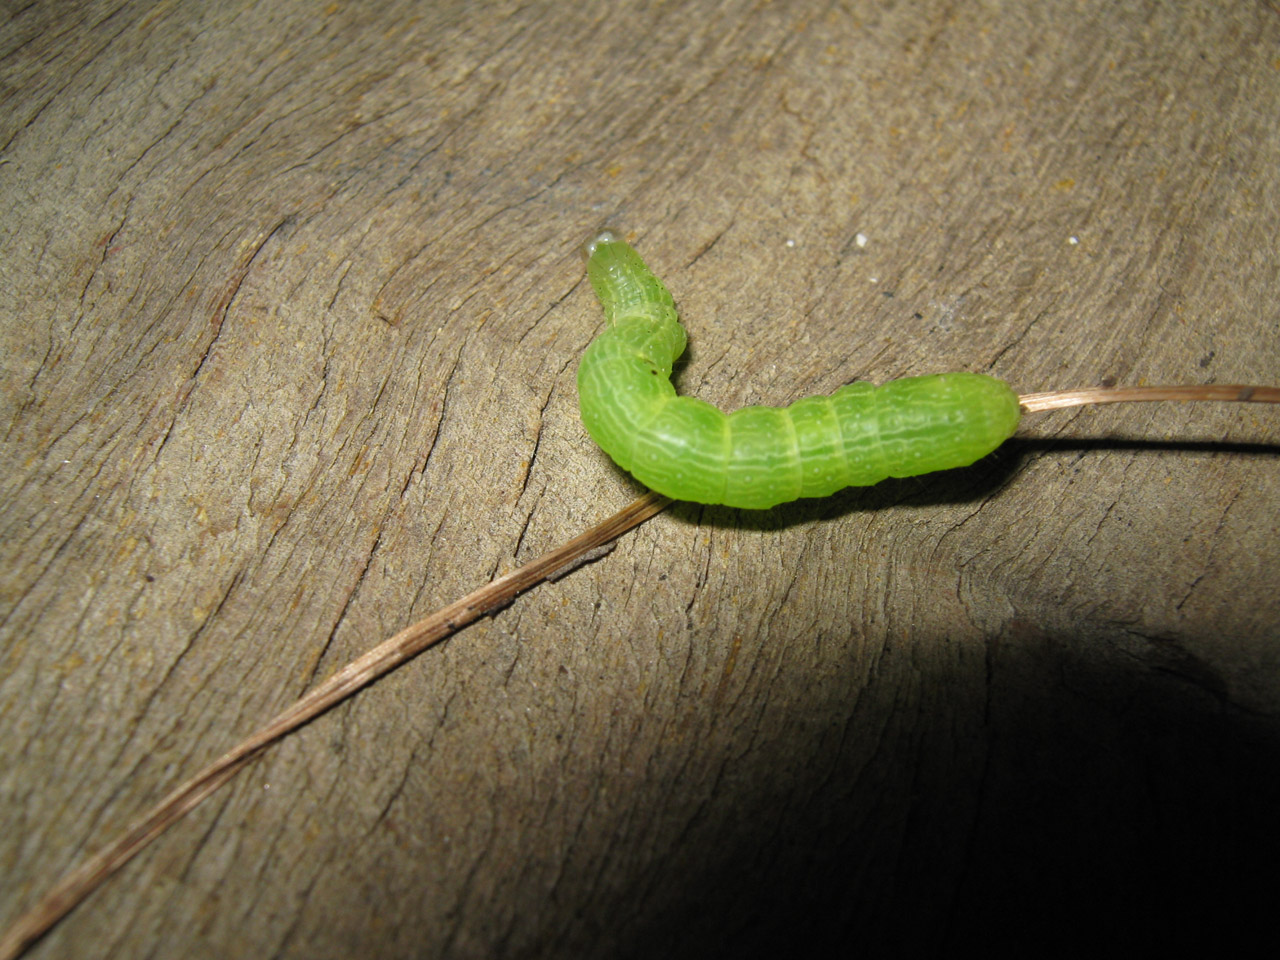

3,1,1278,956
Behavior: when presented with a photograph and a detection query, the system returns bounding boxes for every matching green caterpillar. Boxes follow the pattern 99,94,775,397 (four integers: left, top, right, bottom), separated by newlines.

576,230,1022,509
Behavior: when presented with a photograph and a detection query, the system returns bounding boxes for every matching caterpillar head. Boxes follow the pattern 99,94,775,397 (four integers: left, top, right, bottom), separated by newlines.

580,227,622,261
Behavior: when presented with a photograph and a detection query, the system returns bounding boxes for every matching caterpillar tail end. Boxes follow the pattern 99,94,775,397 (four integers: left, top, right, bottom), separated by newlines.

580,227,623,261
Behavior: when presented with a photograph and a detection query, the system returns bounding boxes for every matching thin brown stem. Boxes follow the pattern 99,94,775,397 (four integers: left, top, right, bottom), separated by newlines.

4,380,1278,960
0,491,671,960
1018,383,1280,413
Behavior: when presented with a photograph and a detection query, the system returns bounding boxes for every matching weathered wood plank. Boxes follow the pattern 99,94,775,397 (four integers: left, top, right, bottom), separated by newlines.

2,1,1278,956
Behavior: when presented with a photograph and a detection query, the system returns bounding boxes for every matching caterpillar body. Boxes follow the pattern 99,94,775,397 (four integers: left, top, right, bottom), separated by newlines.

576,230,1022,509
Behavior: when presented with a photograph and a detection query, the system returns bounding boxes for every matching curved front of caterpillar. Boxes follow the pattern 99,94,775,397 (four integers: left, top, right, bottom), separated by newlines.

576,230,1022,509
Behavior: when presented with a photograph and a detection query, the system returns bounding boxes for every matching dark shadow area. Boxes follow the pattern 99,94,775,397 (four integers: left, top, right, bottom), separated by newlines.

616,622,1280,958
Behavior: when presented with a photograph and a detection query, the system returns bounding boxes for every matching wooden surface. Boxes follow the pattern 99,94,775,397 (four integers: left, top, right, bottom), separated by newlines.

3,1,1278,956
